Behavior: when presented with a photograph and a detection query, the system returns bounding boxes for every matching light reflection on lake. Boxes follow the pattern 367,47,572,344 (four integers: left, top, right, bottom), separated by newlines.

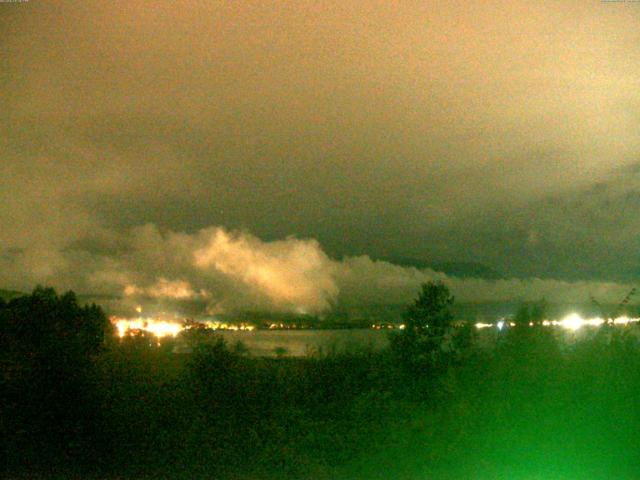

214,324,640,357
216,329,391,357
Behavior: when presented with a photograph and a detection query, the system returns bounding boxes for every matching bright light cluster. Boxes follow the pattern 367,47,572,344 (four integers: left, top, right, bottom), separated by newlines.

475,313,640,331
370,323,405,330
113,318,184,339
111,317,255,339
476,319,515,330
202,320,255,331
474,322,493,329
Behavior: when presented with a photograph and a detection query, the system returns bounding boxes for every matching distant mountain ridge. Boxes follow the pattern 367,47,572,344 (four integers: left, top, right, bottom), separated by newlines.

0,289,25,301
0,289,119,305
376,257,504,279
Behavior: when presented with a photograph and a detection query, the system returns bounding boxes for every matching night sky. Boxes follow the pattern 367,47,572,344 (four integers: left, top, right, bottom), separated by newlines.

2,1,640,312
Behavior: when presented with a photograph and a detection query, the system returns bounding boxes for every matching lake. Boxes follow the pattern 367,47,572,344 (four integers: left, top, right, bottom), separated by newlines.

211,324,640,357
215,328,391,357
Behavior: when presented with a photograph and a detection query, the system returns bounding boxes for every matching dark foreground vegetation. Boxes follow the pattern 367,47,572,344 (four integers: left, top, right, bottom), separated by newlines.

3,286,640,479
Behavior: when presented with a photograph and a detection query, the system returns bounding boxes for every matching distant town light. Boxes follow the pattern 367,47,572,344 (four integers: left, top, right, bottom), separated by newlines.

111,316,255,341
558,313,584,331
475,322,492,329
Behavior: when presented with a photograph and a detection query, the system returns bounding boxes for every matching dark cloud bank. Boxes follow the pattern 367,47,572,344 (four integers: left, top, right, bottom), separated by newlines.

2,1,640,314
1,223,636,317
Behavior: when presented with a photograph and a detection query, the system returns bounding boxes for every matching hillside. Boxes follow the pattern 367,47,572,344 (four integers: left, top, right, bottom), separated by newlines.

0,289,25,301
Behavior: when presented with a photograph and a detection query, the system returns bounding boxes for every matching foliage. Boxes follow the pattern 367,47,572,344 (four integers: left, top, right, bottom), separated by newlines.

4,285,640,479
390,281,455,374
0,287,112,471
514,298,548,326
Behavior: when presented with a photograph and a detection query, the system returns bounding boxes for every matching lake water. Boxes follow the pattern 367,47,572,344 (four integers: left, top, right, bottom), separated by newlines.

212,325,640,357
215,329,391,357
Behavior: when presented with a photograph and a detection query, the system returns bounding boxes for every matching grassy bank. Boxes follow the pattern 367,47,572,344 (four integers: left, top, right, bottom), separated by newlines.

4,290,640,479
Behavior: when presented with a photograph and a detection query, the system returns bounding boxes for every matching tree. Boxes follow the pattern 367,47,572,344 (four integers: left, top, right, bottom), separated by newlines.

404,281,454,334
0,287,112,469
530,298,548,324
504,298,557,358
513,299,547,327
273,346,288,358
514,302,531,326
390,281,455,374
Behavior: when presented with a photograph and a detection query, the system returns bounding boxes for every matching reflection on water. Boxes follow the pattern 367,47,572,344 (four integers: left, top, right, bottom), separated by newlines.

214,323,640,357
216,329,390,357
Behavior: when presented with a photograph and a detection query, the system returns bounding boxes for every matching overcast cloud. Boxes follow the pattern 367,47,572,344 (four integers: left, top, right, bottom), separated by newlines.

2,1,640,311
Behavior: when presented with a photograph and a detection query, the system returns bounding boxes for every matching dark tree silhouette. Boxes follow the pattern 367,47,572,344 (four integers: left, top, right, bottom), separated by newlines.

514,299,547,327
390,281,455,374
514,302,531,326
513,298,548,331
404,282,454,334
0,287,112,470
530,298,548,323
